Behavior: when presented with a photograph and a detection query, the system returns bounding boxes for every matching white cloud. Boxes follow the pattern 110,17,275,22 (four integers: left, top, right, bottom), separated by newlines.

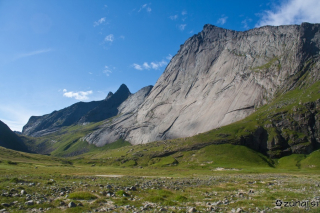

170,15,178,20
15,49,52,60
138,3,151,13
103,70,112,76
132,54,173,71
103,66,112,76
217,15,228,25
143,62,150,69
120,35,125,39
133,63,143,70
63,89,93,101
133,60,167,71
182,10,187,16
242,18,253,29
105,34,114,42
179,24,187,31
94,17,106,27
257,0,320,27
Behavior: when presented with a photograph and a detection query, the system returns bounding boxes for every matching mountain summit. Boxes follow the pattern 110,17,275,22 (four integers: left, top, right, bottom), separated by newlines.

22,84,131,137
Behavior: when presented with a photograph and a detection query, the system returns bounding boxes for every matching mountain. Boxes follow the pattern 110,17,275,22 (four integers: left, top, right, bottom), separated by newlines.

0,120,29,152
22,23,320,158
78,84,131,123
21,85,153,155
83,23,320,157
22,84,131,137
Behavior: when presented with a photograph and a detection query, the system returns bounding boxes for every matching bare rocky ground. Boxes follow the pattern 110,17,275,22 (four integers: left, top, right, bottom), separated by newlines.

1,173,320,213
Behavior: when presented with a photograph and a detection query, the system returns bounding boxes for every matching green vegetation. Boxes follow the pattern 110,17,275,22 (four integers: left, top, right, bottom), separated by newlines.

251,56,281,72
1,60,319,211
68,191,97,200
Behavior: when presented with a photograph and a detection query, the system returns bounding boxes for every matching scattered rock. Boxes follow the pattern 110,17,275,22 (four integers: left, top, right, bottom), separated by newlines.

68,202,76,208
25,200,34,205
188,207,197,212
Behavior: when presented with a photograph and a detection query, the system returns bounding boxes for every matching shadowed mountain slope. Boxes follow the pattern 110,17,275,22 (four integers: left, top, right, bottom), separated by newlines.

22,84,131,137
0,120,29,152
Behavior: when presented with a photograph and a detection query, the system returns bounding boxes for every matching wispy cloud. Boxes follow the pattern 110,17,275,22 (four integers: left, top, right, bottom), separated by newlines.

150,61,167,69
138,3,152,13
242,18,253,29
15,49,52,60
169,15,178,20
143,62,151,69
217,15,228,25
63,89,93,101
181,10,187,16
132,54,172,71
133,61,167,70
103,66,112,76
105,34,114,42
133,63,143,70
94,17,106,27
257,0,320,27
178,24,187,31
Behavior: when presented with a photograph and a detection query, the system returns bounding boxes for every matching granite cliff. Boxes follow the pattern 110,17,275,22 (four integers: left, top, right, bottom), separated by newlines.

84,23,320,155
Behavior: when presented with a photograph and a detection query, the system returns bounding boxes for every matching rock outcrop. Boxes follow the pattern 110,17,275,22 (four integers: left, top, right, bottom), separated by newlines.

84,85,153,146
85,23,320,149
0,120,29,152
22,84,131,137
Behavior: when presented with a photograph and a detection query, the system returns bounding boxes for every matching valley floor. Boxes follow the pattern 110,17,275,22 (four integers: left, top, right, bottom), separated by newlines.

1,160,320,213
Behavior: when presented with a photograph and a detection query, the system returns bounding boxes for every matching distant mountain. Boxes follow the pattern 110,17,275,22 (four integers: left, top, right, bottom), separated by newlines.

78,84,131,123
0,120,29,152
22,84,131,137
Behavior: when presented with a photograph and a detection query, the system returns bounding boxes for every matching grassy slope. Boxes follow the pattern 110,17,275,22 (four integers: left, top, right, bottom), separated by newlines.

15,77,320,172
22,119,131,157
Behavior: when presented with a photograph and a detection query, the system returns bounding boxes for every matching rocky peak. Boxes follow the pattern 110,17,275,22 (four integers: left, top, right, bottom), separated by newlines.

78,84,131,123
22,84,132,137
113,84,131,98
105,92,113,101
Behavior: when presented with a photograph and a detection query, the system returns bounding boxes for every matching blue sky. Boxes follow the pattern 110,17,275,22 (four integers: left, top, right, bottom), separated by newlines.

1,0,320,131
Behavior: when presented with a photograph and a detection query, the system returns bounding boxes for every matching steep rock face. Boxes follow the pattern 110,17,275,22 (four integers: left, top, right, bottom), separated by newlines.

85,23,320,147
84,85,153,146
118,85,153,114
0,120,29,152
22,84,131,137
